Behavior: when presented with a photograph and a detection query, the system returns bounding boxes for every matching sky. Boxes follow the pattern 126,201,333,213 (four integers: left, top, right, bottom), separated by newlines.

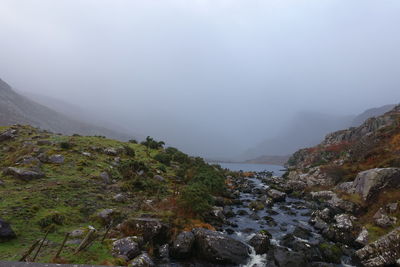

0,0,400,158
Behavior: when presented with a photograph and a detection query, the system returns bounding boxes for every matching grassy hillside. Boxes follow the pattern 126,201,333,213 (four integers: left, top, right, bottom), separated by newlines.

0,125,230,265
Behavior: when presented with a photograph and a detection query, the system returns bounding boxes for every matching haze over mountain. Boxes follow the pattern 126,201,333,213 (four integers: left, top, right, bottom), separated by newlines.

0,78,136,141
1,0,400,158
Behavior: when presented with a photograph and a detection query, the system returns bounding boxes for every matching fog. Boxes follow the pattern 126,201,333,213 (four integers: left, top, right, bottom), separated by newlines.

1,0,400,159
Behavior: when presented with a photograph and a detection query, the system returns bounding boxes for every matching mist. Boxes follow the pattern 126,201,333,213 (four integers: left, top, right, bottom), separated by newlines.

1,0,400,158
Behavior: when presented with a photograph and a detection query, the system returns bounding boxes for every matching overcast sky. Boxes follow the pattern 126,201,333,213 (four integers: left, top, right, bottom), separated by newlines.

0,0,400,158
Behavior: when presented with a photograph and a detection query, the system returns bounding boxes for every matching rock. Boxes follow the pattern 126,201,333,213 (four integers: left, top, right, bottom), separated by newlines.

386,202,398,214
355,227,369,246
70,229,85,238
0,218,16,241
248,231,271,255
100,171,111,184
120,218,166,243
113,193,126,203
334,182,355,194
48,154,64,164
104,148,118,156
171,231,195,259
3,167,44,181
97,209,115,224
373,210,397,228
222,206,235,218
192,228,250,264
267,189,287,202
112,237,141,261
272,246,308,267
82,152,92,157
0,129,17,141
311,191,358,213
355,227,400,267
153,175,165,182
129,252,155,267
333,214,354,230
157,244,170,262
353,168,400,201
292,226,312,240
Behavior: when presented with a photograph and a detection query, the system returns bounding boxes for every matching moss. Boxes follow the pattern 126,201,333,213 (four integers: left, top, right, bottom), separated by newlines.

319,242,342,264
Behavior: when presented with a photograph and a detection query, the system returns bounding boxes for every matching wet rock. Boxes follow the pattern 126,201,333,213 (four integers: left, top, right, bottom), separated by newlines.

222,206,235,218
0,218,16,241
353,168,400,201
280,234,323,262
272,246,308,267
48,154,64,164
157,244,169,263
129,252,155,267
3,167,44,181
355,227,400,267
192,228,250,265
225,228,235,235
263,216,278,227
171,231,195,259
237,209,249,216
355,227,369,246
248,231,271,254
267,189,287,202
293,226,312,240
249,212,261,220
112,237,141,261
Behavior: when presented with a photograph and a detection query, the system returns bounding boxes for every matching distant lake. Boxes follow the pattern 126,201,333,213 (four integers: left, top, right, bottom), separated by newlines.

216,162,286,176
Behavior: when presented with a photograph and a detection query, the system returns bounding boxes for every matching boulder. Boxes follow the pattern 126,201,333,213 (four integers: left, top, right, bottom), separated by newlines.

0,129,17,142
386,202,398,214
353,168,400,201
292,226,312,240
333,214,354,231
48,154,64,164
192,228,250,265
171,231,195,259
104,148,118,156
129,252,155,267
3,167,44,181
112,237,141,261
113,193,126,203
355,227,400,267
120,218,166,243
0,219,16,241
355,227,369,246
267,189,287,202
272,246,308,267
100,172,111,184
97,208,115,224
248,231,271,255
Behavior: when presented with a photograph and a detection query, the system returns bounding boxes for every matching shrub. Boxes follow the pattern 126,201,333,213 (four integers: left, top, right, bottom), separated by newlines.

141,136,165,150
179,183,214,214
118,160,149,179
123,145,135,157
190,167,225,194
165,147,190,164
154,153,171,166
129,139,138,144
60,141,72,150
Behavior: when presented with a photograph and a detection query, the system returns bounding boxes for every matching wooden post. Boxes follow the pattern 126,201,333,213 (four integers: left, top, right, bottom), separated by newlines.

53,232,70,260
32,230,50,262
74,229,95,254
19,239,40,262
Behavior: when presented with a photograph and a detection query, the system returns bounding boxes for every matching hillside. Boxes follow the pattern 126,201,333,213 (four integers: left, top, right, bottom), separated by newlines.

0,78,134,141
0,125,230,265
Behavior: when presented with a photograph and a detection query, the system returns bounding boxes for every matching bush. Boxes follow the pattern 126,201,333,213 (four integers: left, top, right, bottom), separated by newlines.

141,136,165,150
190,167,225,194
60,141,72,150
179,183,214,214
118,160,149,179
123,145,135,157
129,139,138,144
124,176,166,195
165,147,190,164
154,153,171,166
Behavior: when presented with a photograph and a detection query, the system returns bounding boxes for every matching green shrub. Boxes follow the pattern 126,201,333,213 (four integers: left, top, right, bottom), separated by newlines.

190,166,225,194
124,145,135,157
179,183,214,215
129,139,138,144
60,141,72,150
154,153,171,166
118,160,149,179
141,136,165,150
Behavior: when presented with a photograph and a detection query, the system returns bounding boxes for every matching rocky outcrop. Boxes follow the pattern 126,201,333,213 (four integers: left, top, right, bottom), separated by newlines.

192,228,250,265
353,168,400,201
112,237,141,261
3,167,44,181
0,218,16,241
355,227,400,267
170,231,195,259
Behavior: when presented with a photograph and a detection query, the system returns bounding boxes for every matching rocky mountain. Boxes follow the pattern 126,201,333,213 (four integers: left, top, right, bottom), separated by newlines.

351,104,396,127
0,78,134,141
282,104,400,266
244,154,290,166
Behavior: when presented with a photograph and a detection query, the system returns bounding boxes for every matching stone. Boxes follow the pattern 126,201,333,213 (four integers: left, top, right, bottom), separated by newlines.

100,171,111,184
386,202,398,214
333,214,354,230
272,246,308,267
120,218,166,243
353,168,400,201
0,129,17,142
157,244,169,262
153,175,165,182
171,231,195,259
292,226,312,240
248,231,271,255
0,218,16,241
267,189,287,202
355,227,369,246
104,148,118,156
48,154,64,164
192,228,250,265
97,209,115,224
3,167,44,181
113,193,126,203
355,227,400,267
129,252,155,267
112,237,141,261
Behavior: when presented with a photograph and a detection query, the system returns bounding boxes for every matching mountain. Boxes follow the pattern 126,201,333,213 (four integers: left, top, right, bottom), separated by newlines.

350,104,396,126
0,78,135,141
244,154,290,166
242,111,355,159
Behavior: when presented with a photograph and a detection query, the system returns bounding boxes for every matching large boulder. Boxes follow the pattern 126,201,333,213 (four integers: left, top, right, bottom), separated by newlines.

353,168,400,201
192,228,250,265
355,227,400,267
112,237,141,261
248,231,271,255
272,246,308,267
170,231,195,259
3,167,44,181
48,154,64,164
0,219,16,241
129,252,155,267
